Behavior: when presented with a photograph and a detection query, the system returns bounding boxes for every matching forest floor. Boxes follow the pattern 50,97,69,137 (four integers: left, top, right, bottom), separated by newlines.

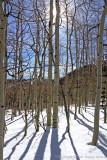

4,105,107,160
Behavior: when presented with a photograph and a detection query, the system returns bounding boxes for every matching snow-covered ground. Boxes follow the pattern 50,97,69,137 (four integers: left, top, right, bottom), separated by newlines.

4,106,107,160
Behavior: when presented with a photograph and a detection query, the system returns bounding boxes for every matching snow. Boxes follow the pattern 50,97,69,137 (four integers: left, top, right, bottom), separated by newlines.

4,106,107,160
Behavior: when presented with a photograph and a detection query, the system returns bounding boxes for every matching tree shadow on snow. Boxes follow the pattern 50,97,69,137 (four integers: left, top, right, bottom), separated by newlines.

4,119,32,146
77,117,107,157
86,107,94,111
59,129,67,145
34,127,50,160
4,135,25,160
19,132,37,160
50,128,80,160
70,110,107,132
4,128,25,147
97,146,107,158
80,113,93,123
73,113,107,158
5,117,11,122
6,116,23,126
68,132,80,160
98,133,107,158
50,128,61,160
85,111,94,117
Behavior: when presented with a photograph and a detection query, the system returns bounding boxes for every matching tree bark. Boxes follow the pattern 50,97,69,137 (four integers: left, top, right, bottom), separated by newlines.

91,1,107,146
47,0,53,127
0,1,7,159
53,0,60,128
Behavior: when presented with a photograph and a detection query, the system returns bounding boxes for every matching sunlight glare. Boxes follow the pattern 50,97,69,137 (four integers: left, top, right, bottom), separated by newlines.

53,7,56,20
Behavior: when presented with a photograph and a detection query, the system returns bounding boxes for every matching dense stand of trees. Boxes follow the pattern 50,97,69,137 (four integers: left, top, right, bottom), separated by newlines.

0,0,107,159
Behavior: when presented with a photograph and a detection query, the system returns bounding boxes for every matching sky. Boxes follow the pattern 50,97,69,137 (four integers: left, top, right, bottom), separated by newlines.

7,0,106,79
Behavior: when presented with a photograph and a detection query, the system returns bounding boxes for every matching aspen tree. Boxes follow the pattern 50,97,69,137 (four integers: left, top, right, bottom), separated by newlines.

18,7,24,115
63,0,70,132
35,15,40,132
53,0,60,128
0,0,7,159
105,77,107,123
11,1,20,118
74,22,80,119
47,0,53,127
42,4,47,113
90,0,107,146
84,3,90,111
23,89,28,137
33,54,38,129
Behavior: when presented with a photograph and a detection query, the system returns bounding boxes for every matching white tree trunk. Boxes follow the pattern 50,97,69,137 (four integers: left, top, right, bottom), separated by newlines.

47,0,53,126
0,1,7,159
91,0,107,146
53,0,60,128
